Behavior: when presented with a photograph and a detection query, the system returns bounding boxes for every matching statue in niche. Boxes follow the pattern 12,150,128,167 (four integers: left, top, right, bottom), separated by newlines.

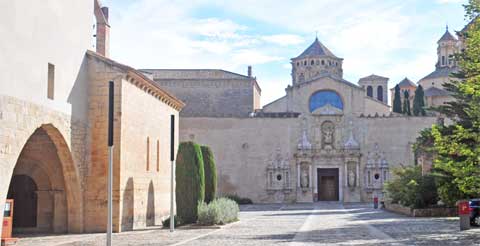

347,168,356,187
321,121,335,149
300,166,309,188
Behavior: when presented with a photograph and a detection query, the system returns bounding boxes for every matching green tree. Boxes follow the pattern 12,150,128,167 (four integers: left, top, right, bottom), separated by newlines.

428,0,480,197
175,142,205,223
413,85,426,116
402,90,411,115
201,146,217,204
393,84,402,113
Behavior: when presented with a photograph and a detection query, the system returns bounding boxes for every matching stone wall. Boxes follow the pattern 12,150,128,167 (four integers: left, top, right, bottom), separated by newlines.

180,117,300,203
119,77,179,230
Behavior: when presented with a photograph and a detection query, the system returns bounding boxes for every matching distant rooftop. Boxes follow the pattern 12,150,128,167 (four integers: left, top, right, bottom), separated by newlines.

140,69,251,80
424,87,450,97
438,26,457,43
397,77,417,88
294,37,339,59
359,74,389,81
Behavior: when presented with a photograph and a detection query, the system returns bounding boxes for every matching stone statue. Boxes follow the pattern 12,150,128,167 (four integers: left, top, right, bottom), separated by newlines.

321,121,335,149
348,169,356,187
300,167,309,188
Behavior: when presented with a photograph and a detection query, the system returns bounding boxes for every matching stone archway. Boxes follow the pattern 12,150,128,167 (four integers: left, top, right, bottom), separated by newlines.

5,124,83,233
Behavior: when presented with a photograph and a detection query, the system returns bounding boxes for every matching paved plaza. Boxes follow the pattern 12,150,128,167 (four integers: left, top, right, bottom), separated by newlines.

18,203,480,246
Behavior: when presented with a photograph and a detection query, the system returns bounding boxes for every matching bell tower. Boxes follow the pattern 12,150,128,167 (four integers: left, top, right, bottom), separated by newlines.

291,38,343,85
437,25,458,68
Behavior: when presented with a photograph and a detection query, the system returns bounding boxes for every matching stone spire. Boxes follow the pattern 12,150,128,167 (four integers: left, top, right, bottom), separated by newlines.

344,121,359,149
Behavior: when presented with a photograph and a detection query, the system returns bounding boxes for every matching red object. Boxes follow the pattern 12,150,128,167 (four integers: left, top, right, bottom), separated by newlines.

1,200,13,239
373,197,378,203
458,200,470,215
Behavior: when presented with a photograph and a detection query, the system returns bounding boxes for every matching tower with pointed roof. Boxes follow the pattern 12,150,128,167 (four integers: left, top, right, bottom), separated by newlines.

437,25,458,68
291,37,343,84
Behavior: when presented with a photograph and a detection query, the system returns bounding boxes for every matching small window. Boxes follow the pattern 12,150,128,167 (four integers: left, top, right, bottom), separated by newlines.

47,63,55,99
328,61,332,66
146,137,150,171
441,56,445,65
377,86,383,101
297,62,299,66
321,60,325,65
304,60,307,65
367,86,373,97
311,60,314,65
156,140,160,172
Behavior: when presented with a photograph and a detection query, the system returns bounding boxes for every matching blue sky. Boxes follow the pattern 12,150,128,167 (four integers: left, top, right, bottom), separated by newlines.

101,0,467,106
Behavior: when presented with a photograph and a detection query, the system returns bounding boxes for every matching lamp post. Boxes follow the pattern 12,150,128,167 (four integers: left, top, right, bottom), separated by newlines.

170,114,175,232
107,81,114,246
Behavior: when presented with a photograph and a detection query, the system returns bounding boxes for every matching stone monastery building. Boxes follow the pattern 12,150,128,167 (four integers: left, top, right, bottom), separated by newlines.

146,30,461,203
0,0,183,234
0,0,462,236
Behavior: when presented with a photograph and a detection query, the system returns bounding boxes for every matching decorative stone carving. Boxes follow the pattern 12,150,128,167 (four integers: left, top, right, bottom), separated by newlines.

344,121,359,149
300,165,309,188
312,103,343,115
364,143,389,192
321,121,335,150
266,148,292,193
347,162,356,187
298,129,312,150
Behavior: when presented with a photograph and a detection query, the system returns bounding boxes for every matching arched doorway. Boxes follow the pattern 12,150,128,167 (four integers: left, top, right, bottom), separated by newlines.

6,124,83,234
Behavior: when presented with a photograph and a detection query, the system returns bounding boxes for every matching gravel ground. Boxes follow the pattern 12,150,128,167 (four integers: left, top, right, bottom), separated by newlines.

16,203,480,246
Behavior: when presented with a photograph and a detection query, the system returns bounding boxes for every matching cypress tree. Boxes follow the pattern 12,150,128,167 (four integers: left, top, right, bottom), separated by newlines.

175,141,205,223
413,85,426,116
393,85,402,113
403,90,411,115
201,146,217,204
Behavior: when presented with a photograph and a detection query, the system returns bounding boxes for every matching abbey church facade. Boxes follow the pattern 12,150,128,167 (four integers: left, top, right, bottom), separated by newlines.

146,29,459,203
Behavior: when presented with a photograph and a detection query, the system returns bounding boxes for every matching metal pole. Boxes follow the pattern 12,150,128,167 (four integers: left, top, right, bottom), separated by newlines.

107,146,113,245
170,160,175,232
170,115,175,232
107,81,114,246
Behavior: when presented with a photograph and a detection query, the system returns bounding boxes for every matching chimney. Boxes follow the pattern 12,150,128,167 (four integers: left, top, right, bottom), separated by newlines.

248,65,252,77
94,0,110,57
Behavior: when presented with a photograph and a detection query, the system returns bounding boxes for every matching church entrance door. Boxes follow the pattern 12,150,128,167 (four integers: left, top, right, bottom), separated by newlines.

317,168,339,201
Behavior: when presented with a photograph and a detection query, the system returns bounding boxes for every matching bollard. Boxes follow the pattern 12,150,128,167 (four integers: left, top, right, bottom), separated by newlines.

373,197,378,209
458,200,470,231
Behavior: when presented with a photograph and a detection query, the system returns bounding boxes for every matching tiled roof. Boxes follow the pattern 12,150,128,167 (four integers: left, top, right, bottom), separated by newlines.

420,66,457,81
86,50,185,110
438,28,457,43
294,38,338,59
397,77,417,88
359,74,389,81
424,87,450,97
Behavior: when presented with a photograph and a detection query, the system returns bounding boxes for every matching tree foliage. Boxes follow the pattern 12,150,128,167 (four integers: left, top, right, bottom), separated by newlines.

201,146,217,204
419,0,480,199
413,85,426,116
175,141,205,223
402,90,411,115
393,84,403,113
384,166,438,208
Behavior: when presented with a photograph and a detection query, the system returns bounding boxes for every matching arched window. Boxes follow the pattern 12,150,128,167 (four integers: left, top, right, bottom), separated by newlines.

377,86,383,102
309,90,343,112
321,60,325,65
442,56,445,65
311,60,314,65
367,86,373,97
304,60,307,65
296,62,299,66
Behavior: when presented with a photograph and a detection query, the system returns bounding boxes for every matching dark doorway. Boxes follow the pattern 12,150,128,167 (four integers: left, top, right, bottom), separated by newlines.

7,175,38,228
317,168,339,201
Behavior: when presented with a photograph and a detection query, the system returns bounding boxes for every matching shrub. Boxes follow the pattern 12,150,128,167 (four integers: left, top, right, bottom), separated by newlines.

201,146,217,204
223,194,253,205
384,165,438,209
175,141,205,224
162,215,182,227
197,198,239,225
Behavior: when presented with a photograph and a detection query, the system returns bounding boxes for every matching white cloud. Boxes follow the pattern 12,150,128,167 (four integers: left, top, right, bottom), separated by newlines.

102,0,464,105
436,0,464,4
261,34,304,46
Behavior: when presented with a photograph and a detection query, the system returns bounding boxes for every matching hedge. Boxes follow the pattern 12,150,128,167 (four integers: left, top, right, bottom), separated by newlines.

201,146,217,204
175,141,205,223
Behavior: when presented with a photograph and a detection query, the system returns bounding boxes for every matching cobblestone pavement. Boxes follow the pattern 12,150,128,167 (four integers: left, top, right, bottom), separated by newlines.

17,203,480,246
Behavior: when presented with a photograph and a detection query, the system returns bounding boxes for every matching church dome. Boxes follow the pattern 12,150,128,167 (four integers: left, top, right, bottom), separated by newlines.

295,37,339,59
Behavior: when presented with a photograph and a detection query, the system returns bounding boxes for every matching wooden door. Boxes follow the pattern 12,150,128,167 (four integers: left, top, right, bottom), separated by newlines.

317,169,339,201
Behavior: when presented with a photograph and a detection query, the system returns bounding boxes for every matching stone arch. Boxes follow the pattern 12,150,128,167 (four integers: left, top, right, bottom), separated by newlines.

367,86,373,97
6,124,83,233
377,86,383,102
